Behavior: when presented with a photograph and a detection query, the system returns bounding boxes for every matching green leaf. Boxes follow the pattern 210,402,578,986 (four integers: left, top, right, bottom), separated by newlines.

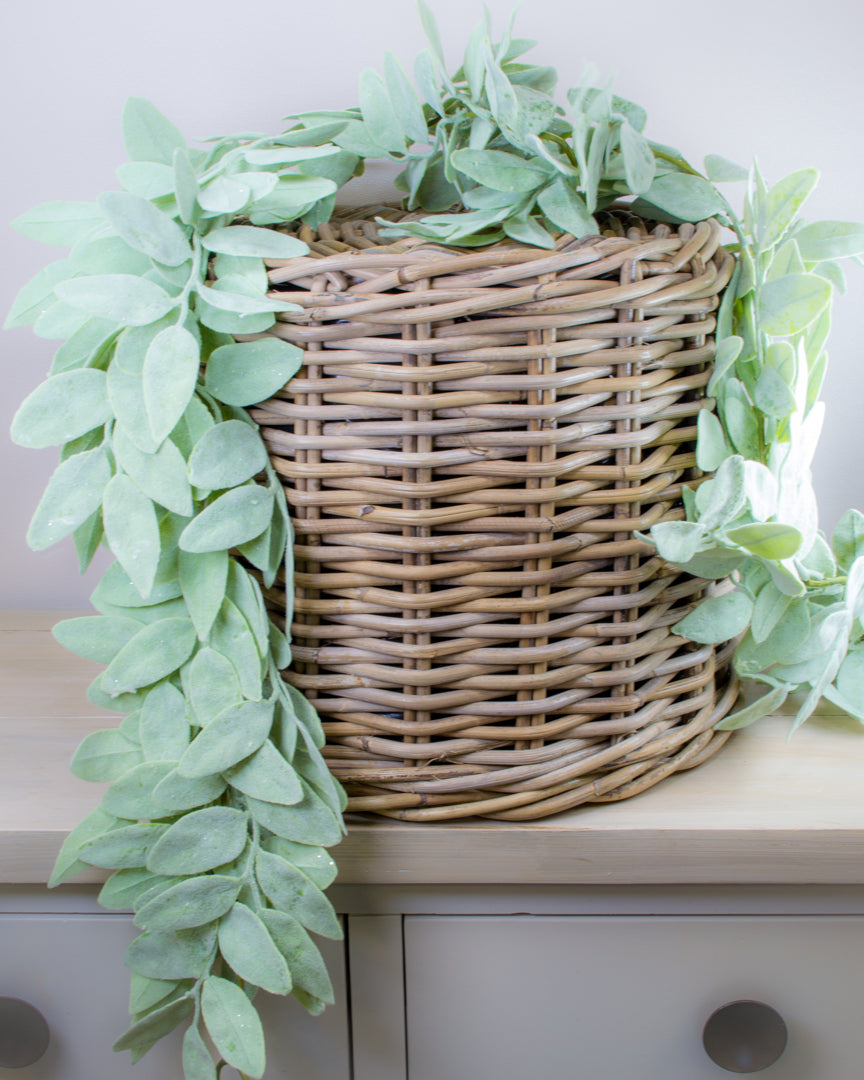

102,474,161,599
795,220,864,262
123,98,186,165
116,161,176,199
197,175,251,215
187,420,268,490
210,599,264,701
201,976,265,1079
727,522,802,561
182,1025,217,1080
99,192,191,267
714,684,789,730
201,225,307,259
125,924,217,980
649,520,709,565
259,910,335,1003
32,301,89,340
734,600,811,675
218,902,292,994
128,972,179,1014
99,868,172,911
152,768,227,813
5,260,80,329
56,274,176,326
618,121,655,194
179,549,229,642
753,364,796,419
451,148,547,193
186,645,242,724
70,234,153,277
722,378,762,459
113,428,193,517
225,741,303,805
79,822,168,869
142,325,201,446
763,168,818,247
178,699,275,779
358,68,407,153
194,281,297,317
92,560,182,610
247,782,343,847
113,994,193,1057
102,761,178,820
642,173,725,221
102,618,197,696
697,455,747,531
262,836,337,890
674,590,754,644
179,485,274,553
255,850,342,939
11,201,102,245
758,273,832,336
134,874,241,930
831,509,864,572
27,446,112,550
204,337,304,406
703,155,748,183
147,807,249,876
70,728,143,781
695,409,732,472
383,52,429,145
53,615,141,664
49,807,120,887
225,561,269,656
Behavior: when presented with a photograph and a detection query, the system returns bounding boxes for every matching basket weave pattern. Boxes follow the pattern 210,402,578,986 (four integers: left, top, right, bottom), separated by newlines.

251,210,738,821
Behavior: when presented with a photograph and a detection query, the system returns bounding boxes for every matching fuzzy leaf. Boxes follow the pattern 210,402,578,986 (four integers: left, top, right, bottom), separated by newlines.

182,1025,217,1080
204,337,304,406
179,549,229,641
225,741,303,805
255,851,342,939
123,98,186,165
673,590,754,644
200,225,307,259
27,446,112,550
70,728,143,782
178,485,274,553
218,902,292,994
53,615,141,664
201,976,265,1079
146,807,249,875
79,823,169,869
12,201,103,245
450,148,547,193
642,173,725,221
102,618,197,696
113,427,193,516
142,325,201,445
11,369,111,449
134,874,241,930
113,994,193,1057
99,192,191,267
151,769,227,813
758,273,832,336
187,419,268,490
177,699,275,779
125,925,218,980
186,645,242,725
102,475,162,598
102,761,178,820
99,868,173,912
56,274,176,326
49,807,120,887
795,220,864,262
259,910,335,1003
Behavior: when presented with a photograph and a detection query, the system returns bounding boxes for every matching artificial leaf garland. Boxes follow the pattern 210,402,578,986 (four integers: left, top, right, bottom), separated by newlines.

8,4,864,1075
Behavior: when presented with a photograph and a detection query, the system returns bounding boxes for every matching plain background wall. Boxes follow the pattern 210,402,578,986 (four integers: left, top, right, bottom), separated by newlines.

2,0,862,608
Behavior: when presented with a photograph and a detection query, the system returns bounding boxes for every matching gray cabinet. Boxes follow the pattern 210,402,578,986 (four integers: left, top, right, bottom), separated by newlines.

0,911,350,1080
401,914,864,1079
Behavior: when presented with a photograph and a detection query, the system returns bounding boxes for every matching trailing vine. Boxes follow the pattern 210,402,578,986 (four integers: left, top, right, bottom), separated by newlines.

7,3,864,1075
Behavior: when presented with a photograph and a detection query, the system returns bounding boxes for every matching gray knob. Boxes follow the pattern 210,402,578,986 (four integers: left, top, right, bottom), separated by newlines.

702,999,788,1073
0,997,50,1068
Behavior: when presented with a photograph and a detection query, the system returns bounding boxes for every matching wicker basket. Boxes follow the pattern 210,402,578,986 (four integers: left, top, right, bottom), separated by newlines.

250,207,739,821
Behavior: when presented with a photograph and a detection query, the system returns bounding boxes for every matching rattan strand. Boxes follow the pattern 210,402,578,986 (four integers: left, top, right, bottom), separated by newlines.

249,208,738,821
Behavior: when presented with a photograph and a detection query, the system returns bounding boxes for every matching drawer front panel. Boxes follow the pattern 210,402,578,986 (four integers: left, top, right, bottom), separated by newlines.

404,915,864,1079
0,915,349,1080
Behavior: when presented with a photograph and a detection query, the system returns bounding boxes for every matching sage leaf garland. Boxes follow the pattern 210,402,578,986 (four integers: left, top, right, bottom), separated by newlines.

9,5,864,1078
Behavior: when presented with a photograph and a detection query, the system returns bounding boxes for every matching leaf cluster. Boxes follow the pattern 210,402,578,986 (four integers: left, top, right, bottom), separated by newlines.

7,3,864,1077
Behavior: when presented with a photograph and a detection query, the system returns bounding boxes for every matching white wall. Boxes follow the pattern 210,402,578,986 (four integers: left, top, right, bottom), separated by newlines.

2,0,862,607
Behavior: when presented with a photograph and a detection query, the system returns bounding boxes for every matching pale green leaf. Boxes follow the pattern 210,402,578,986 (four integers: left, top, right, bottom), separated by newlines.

177,699,275,779
32,301,89,340
99,868,171,911
259,910,334,1003
53,615,140,664
832,508,864,572
182,1025,217,1080
218,902,292,994
727,522,803,560
79,822,168,869
113,427,193,516
383,51,429,145
697,455,747,531
255,850,342,939
186,645,242,726
753,365,796,419
201,225,307,259
195,281,297,317
49,807,120,887
177,549,227,642
102,761,178,820
123,98,186,166
763,168,818,247
642,173,725,222
197,175,251,215
134,874,241,930
758,273,832,336
139,681,190,761
673,590,754,644
704,155,748,183
619,121,655,194
102,474,161,599
225,741,303,805
146,807,249,876
201,976,265,1079
112,994,193,1058
178,485,273,553
142,325,201,445
27,446,112,551
128,972,179,1014
5,259,80,329
151,769,227,813
56,274,175,326
714,684,788,730
99,192,191,267
11,369,111,449
695,409,731,471
262,837,337,890
11,201,102,245
102,618,197,696
209,598,264,701
649,520,709,565
125,925,218,980
204,337,304,406
359,68,406,153
116,161,176,199
246,781,343,847
187,419,268,489
451,148,547,193
795,220,864,262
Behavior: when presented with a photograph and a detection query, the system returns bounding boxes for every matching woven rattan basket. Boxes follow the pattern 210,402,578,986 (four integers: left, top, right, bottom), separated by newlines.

250,207,739,821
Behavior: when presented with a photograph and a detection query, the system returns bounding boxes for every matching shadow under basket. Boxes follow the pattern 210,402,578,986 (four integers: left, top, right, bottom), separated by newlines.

250,207,740,821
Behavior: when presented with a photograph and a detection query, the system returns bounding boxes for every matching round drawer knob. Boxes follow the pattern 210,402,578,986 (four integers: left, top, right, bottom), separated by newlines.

702,999,788,1073
0,997,51,1068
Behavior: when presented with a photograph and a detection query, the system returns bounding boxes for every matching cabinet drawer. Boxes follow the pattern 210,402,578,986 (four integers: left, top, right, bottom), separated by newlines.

0,915,350,1080
404,915,864,1079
